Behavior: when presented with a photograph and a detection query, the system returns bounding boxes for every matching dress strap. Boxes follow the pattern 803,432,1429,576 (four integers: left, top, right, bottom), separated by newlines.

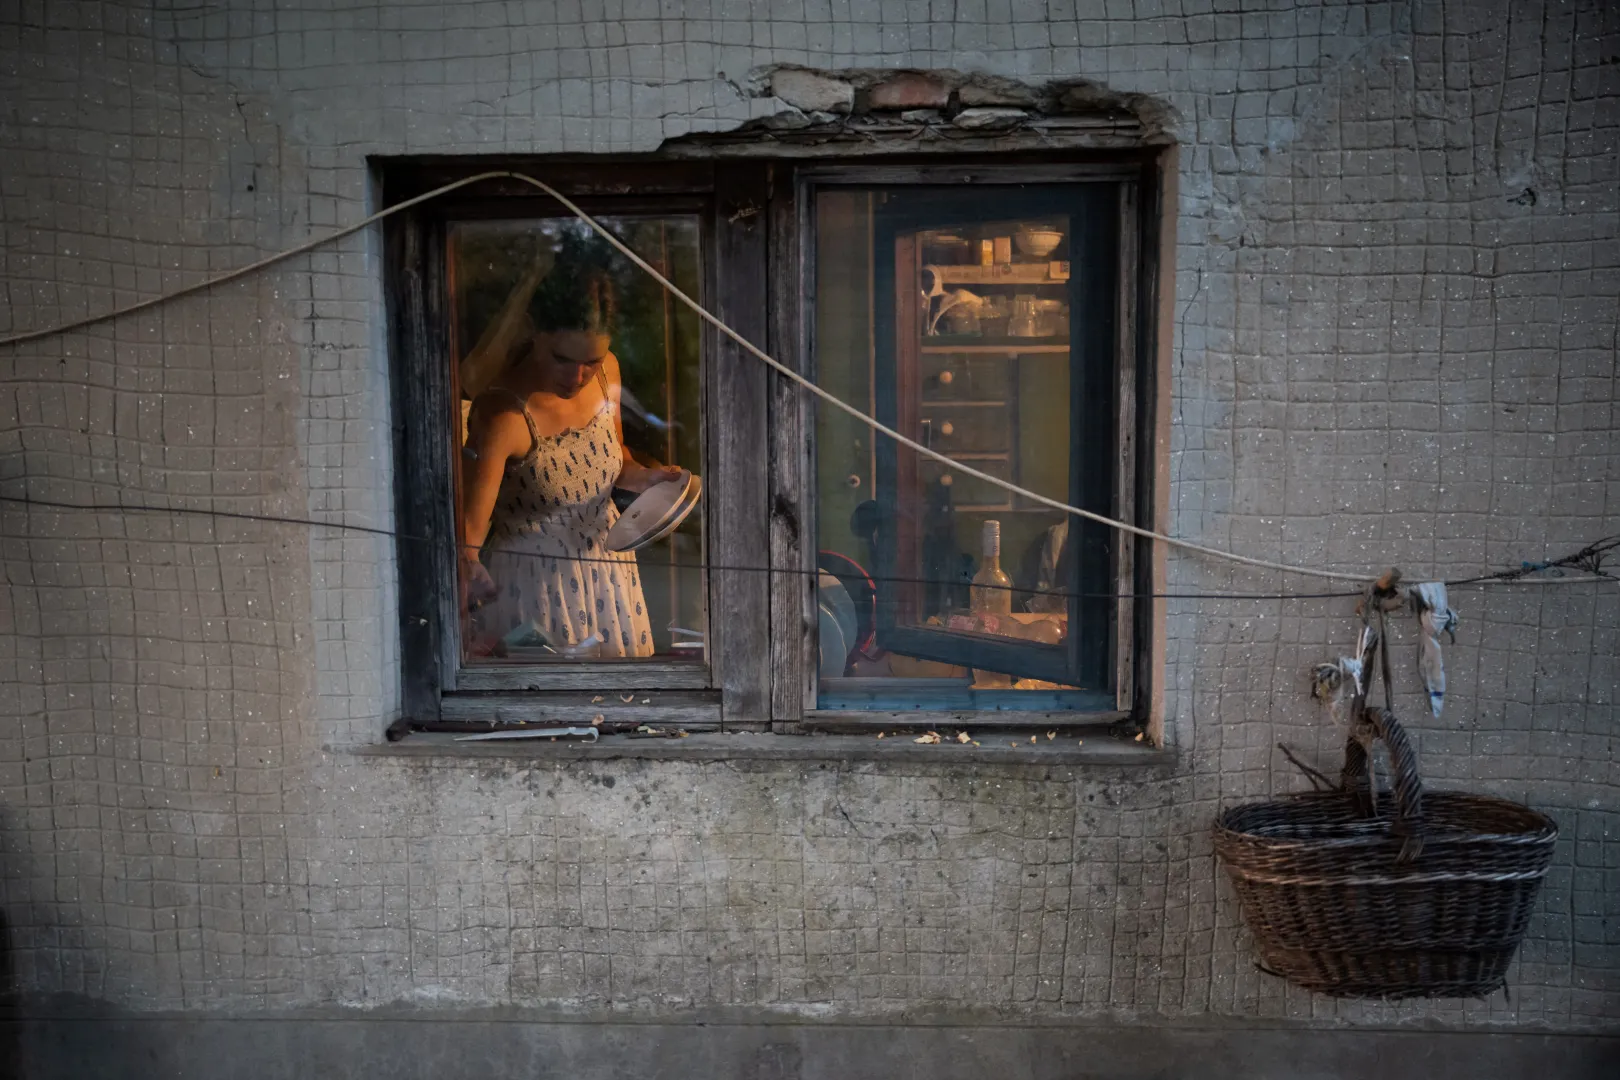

485,387,542,457
595,365,611,408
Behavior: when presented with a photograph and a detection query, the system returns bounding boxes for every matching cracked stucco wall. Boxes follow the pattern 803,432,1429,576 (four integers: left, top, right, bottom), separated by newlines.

1,0,1616,1029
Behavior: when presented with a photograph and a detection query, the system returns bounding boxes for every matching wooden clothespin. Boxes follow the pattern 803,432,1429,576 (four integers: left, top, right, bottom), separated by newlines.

1356,567,1404,616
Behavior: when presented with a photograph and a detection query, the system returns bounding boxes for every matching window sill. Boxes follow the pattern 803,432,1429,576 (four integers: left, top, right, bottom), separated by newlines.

353,730,1168,766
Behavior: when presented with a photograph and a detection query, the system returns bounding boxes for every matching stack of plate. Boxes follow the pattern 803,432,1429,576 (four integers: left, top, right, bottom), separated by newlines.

604,470,702,553
818,572,858,679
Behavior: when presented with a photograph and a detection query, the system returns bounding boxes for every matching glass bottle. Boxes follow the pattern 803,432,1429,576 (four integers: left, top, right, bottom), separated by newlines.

969,519,1015,690
970,520,1013,616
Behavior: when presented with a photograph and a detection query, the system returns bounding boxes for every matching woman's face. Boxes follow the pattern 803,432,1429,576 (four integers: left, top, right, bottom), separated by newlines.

533,330,611,398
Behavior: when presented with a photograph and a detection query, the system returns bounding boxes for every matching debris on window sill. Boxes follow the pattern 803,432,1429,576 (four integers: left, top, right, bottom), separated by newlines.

362,728,1167,767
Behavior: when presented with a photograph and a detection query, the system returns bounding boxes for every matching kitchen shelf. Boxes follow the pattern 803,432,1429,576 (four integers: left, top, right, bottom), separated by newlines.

921,338,1069,354
931,263,1070,286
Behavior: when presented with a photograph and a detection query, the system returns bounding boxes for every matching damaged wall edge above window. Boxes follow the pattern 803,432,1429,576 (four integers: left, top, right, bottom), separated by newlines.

659,67,1176,157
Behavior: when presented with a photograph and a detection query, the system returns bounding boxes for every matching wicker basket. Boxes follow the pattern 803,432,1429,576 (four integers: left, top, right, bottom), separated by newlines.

1213,708,1558,999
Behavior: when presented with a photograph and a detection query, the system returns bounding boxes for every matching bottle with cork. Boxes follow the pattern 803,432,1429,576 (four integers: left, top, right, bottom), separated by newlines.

969,519,1014,688
971,520,1013,616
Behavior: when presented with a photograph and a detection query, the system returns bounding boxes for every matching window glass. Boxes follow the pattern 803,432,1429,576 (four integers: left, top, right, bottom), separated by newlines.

449,216,705,665
812,187,1117,710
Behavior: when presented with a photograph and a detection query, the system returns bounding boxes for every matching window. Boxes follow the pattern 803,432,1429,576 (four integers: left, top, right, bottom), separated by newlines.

385,157,1164,734
808,178,1133,714
449,215,705,666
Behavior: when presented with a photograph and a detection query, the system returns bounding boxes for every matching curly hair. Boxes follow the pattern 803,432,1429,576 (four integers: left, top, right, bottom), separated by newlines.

527,231,618,335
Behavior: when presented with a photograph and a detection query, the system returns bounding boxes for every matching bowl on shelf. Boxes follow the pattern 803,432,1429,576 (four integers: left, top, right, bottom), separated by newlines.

1014,227,1063,258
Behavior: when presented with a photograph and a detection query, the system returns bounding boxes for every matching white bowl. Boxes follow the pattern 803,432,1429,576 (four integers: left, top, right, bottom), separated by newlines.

1015,228,1063,258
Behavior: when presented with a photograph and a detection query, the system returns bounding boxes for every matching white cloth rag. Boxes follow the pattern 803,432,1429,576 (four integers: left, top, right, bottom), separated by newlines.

1410,582,1458,717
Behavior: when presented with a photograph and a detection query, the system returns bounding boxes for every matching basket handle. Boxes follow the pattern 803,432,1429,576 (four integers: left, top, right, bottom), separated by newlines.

1336,614,1385,815
1341,706,1426,863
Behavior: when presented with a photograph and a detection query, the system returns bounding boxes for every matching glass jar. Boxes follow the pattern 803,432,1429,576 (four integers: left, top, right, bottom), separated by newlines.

1008,294,1040,337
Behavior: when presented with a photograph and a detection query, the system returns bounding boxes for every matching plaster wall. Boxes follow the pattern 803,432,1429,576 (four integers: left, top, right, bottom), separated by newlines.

1,0,1616,1033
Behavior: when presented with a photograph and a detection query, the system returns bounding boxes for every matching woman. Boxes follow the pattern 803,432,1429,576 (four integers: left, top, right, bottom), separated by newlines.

460,241,681,658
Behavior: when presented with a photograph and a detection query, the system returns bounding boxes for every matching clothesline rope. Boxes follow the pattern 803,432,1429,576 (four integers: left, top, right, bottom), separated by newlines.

2,169,1613,589
3,493,1611,592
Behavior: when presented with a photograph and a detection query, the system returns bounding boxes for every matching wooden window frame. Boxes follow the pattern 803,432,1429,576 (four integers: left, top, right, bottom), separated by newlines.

384,161,772,730
381,150,1169,736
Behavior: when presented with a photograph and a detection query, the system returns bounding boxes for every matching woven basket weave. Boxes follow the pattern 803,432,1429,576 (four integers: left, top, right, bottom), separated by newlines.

1213,708,1557,999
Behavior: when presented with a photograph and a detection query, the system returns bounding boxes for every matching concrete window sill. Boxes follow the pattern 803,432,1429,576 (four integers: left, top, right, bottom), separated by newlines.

353,730,1169,766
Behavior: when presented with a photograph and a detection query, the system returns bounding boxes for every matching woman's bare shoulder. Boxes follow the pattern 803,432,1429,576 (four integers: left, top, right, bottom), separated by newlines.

467,391,533,455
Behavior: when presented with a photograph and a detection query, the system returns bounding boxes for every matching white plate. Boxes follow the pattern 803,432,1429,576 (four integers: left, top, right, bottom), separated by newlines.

605,470,701,552
818,606,848,680
817,573,858,659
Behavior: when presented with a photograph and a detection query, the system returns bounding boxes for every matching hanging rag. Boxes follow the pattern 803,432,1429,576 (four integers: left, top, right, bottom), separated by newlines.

1310,655,1364,728
1409,582,1458,717
1309,613,1383,728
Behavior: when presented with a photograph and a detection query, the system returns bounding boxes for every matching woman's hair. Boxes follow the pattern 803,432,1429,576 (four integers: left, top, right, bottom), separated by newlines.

528,231,618,335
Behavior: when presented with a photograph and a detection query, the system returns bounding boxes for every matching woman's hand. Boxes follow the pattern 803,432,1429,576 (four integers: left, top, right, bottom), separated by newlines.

458,551,508,659
460,550,499,610
615,460,684,494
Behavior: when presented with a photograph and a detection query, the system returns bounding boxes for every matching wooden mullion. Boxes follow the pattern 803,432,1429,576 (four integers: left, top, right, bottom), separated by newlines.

709,163,773,729
767,163,813,730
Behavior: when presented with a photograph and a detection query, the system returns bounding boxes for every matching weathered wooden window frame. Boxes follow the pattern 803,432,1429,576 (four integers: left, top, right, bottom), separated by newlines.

381,150,1168,737
384,162,772,731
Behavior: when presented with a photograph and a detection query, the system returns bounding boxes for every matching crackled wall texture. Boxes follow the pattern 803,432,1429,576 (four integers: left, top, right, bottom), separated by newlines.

1,0,1617,1033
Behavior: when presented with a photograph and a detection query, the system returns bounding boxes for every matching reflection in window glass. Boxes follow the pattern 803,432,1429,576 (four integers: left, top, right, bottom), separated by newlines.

450,217,704,665
813,188,1116,710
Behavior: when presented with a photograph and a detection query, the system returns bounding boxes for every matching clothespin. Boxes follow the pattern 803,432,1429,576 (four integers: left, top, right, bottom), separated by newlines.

1356,568,1404,616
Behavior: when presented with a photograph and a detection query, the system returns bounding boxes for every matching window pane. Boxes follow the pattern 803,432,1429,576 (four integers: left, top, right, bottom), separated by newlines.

812,187,1116,711
450,216,705,665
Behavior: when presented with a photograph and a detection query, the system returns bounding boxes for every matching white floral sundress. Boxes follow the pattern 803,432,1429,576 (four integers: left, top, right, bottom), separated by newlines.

476,377,653,657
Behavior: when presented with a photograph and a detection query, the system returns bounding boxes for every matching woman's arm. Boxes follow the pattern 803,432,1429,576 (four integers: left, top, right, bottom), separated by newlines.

603,352,682,492
460,399,531,599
